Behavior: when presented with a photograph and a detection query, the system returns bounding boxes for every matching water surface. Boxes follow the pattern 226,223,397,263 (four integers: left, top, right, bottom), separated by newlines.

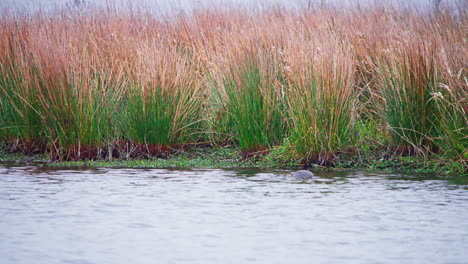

0,165,467,264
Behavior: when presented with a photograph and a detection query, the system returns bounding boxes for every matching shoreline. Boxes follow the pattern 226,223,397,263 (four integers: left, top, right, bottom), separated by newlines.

1,147,466,176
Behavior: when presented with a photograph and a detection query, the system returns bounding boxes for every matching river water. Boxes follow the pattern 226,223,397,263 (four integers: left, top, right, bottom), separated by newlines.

0,164,467,264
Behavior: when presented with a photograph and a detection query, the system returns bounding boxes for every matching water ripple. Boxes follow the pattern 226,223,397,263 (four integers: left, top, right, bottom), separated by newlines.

0,165,467,264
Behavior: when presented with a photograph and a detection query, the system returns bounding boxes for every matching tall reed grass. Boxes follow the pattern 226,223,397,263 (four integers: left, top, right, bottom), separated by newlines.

126,45,205,156
378,40,440,154
0,3,465,165
0,42,45,152
284,35,356,165
213,52,286,154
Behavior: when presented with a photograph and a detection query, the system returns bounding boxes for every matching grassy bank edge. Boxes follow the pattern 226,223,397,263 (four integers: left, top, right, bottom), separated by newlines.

1,146,466,177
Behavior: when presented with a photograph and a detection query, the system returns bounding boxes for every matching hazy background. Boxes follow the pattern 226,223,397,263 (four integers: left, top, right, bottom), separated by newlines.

0,0,461,14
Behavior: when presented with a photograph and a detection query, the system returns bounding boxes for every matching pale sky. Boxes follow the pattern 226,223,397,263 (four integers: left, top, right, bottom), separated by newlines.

0,0,457,14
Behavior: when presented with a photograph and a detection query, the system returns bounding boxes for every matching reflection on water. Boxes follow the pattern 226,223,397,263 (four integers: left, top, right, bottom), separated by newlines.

0,165,467,264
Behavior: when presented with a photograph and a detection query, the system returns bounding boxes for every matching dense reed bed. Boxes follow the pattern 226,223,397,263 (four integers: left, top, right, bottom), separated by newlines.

0,3,466,167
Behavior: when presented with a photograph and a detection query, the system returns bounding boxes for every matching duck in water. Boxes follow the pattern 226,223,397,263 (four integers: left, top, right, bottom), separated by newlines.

291,170,314,180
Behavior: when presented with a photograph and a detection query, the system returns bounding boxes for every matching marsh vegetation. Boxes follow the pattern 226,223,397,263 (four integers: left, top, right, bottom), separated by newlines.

0,2,466,171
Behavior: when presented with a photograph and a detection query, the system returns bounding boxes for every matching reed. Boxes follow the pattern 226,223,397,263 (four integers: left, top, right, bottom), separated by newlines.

430,12,467,160
378,40,440,154
214,52,287,154
431,52,467,159
0,3,465,165
432,80,468,160
284,34,356,165
0,13,129,159
0,38,46,153
126,45,205,156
